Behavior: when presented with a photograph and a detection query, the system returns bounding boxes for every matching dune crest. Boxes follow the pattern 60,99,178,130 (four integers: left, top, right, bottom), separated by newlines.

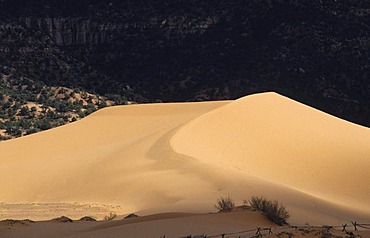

171,92,370,212
0,92,369,225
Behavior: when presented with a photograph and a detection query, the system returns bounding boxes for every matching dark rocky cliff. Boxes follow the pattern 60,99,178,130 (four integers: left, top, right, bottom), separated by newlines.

22,17,117,46
1,0,369,126
20,15,218,46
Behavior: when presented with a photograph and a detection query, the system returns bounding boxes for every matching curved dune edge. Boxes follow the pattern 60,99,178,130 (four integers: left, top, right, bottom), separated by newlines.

0,92,369,225
171,92,370,221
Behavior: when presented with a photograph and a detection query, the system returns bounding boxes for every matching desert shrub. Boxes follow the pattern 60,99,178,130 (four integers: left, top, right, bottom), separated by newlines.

18,106,30,116
124,213,139,219
104,212,117,221
98,99,107,108
79,216,97,221
215,196,235,212
78,110,86,118
26,128,39,135
246,196,289,225
6,126,22,136
35,118,52,130
52,216,73,223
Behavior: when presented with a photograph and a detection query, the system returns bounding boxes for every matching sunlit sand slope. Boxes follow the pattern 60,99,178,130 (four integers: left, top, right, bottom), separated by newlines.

0,92,369,225
171,92,370,217
0,101,228,218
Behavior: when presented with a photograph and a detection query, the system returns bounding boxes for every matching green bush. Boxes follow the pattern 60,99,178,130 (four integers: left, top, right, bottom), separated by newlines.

245,196,290,225
215,196,235,212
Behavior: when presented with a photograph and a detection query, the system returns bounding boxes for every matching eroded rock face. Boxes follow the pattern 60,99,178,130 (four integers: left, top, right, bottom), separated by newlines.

20,15,219,46
22,17,120,46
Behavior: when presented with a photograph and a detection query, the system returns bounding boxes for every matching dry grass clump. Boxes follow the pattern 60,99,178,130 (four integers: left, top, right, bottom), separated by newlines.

215,196,235,212
245,196,290,225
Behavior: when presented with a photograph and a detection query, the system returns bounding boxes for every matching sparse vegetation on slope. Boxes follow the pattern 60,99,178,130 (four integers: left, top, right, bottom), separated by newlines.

0,73,128,141
245,196,290,225
215,196,235,212
215,195,290,225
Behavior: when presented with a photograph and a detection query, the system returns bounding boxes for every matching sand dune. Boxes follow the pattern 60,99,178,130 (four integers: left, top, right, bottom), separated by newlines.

171,93,370,217
0,210,275,238
0,92,369,226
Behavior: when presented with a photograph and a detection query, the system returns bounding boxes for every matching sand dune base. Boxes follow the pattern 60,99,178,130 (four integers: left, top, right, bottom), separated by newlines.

1,210,370,238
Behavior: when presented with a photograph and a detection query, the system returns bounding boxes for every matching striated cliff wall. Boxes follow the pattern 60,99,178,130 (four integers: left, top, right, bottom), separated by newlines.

22,17,122,45
20,16,219,46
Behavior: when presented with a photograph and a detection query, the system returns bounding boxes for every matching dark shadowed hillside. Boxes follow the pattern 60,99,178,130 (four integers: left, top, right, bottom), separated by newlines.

0,0,369,127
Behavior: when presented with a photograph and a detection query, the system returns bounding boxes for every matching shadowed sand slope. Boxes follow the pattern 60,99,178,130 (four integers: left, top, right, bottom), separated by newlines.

0,92,369,225
0,210,275,238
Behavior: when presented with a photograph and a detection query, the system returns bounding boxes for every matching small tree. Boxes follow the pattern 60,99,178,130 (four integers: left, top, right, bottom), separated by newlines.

215,196,235,212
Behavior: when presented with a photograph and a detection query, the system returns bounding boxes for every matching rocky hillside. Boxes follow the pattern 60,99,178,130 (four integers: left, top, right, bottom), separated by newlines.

0,0,369,127
0,72,129,140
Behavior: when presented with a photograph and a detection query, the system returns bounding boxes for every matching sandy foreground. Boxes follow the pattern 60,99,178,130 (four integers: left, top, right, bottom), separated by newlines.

0,92,370,237
2,208,369,238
